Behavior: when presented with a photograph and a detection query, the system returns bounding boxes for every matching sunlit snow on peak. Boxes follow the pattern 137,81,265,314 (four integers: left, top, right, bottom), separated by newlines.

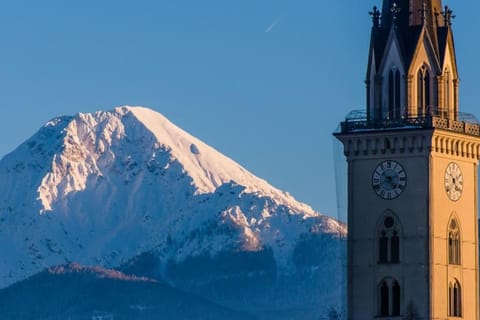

0,106,345,291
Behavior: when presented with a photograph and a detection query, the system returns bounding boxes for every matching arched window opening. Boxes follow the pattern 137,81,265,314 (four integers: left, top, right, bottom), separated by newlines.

449,280,462,317
379,231,388,263
378,279,401,317
448,218,461,265
378,215,401,264
391,231,400,263
449,283,453,316
417,66,430,117
454,281,462,317
380,281,389,317
392,281,401,316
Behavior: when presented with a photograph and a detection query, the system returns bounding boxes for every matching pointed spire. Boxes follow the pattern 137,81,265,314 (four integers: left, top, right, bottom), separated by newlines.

365,0,460,125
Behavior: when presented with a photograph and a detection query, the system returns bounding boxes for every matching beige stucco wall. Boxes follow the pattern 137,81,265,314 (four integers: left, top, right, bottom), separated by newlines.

338,128,480,320
430,130,479,320
348,145,430,318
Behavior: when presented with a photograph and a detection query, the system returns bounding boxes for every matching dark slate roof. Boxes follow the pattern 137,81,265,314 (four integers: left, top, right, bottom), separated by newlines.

437,26,451,66
370,0,450,73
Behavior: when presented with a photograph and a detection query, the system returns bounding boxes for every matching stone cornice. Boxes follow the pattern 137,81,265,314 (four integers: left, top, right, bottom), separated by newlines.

336,129,480,160
336,130,432,158
432,130,480,160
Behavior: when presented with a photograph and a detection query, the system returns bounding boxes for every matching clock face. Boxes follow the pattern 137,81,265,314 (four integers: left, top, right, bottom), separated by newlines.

445,162,463,201
372,160,407,200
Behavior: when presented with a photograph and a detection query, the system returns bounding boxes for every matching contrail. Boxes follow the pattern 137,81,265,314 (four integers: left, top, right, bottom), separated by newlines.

265,18,281,33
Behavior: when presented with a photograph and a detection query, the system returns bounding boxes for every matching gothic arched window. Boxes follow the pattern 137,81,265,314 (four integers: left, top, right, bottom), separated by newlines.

392,281,401,316
378,279,401,317
378,215,401,264
379,231,388,263
391,230,400,263
448,218,461,265
380,281,389,317
449,279,462,317
417,66,430,116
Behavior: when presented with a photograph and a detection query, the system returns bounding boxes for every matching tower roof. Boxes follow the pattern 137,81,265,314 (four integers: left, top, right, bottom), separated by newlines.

370,0,453,73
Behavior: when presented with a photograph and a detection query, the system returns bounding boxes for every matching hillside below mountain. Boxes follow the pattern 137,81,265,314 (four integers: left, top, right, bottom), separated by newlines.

0,263,256,320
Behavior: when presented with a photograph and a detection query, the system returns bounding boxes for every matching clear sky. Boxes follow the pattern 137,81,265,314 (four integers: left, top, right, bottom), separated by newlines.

0,1,478,220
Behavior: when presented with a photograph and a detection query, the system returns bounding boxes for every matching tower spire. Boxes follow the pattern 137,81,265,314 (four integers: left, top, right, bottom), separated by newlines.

366,0,458,124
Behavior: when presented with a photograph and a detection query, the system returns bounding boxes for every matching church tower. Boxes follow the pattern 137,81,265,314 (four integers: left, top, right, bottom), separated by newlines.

335,1,480,319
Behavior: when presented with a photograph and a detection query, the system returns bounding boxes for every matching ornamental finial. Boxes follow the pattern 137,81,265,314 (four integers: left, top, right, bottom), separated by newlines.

369,6,381,28
391,2,401,25
442,6,456,26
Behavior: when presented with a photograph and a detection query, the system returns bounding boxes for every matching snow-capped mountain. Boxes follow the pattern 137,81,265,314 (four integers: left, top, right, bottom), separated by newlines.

0,107,345,319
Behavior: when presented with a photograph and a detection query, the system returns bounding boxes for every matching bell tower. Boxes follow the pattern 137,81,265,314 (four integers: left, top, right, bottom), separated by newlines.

335,1,480,319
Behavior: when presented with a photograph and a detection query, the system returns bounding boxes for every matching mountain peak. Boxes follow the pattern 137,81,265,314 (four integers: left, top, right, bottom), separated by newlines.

27,106,315,216
0,106,344,290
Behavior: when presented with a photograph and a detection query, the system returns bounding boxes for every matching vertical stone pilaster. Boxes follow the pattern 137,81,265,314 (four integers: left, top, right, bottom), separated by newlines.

375,76,384,121
453,79,460,120
366,79,372,124
437,76,445,116
407,75,414,117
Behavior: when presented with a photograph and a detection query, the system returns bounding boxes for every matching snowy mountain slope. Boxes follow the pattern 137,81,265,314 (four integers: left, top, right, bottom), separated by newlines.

13,106,313,215
0,106,345,319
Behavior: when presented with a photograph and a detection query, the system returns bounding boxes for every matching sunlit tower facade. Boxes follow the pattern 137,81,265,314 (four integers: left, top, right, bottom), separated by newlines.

335,1,480,318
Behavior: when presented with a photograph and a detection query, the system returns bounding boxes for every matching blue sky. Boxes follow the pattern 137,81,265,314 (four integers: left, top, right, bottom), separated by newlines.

0,1,478,220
